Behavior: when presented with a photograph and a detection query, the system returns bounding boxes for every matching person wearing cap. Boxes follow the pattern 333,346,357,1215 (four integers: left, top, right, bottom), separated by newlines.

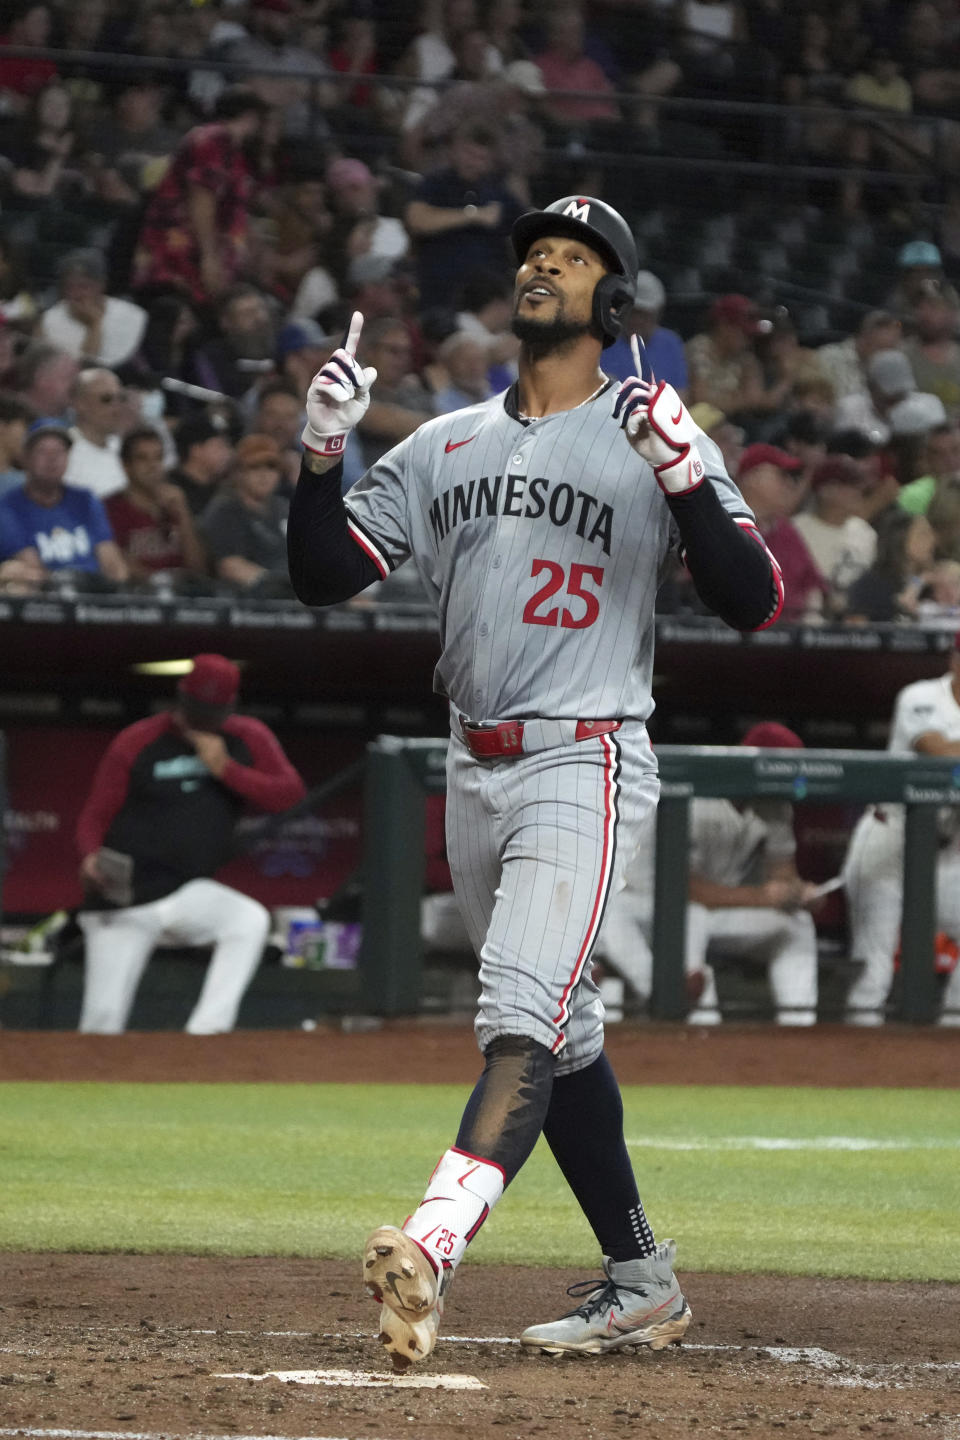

39,249,147,369
792,455,878,617
199,432,292,594
736,442,828,623
886,240,960,321
834,346,921,446
685,722,821,1025
602,270,688,394
686,294,768,418
168,412,233,517
815,310,903,405
289,192,783,1369
74,653,305,1034
841,641,960,1026
595,721,821,1023
104,425,208,588
0,422,129,588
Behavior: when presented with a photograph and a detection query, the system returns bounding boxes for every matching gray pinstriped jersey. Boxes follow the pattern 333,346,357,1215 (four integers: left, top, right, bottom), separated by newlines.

343,382,754,721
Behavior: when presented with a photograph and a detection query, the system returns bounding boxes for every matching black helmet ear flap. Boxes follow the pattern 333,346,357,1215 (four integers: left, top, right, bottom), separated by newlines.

593,273,635,346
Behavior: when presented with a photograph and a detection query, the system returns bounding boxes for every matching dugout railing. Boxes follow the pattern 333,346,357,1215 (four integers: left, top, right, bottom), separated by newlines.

357,737,960,1024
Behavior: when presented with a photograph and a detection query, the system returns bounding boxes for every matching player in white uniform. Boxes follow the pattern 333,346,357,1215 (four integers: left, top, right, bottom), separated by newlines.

843,638,960,1026
596,724,820,1024
287,196,783,1370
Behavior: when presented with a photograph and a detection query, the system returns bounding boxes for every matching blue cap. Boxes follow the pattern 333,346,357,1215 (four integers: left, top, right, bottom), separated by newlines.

24,418,72,449
898,240,942,268
276,319,335,359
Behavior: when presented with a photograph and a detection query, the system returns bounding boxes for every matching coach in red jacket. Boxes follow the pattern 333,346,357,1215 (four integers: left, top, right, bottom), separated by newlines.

75,653,305,1034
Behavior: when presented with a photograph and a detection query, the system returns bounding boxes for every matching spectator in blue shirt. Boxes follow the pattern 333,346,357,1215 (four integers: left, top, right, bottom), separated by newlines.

601,270,689,397
0,423,129,587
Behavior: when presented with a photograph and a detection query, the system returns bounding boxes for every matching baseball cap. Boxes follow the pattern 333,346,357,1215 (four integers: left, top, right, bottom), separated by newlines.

178,653,240,721
898,240,942,268
740,722,804,749
326,156,375,190
689,402,726,433
710,293,761,334
276,319,335,359
809,455,867,490
234,432,283,470
24,418,72,449
888,390,948,436
865,348,915,398
347,252,399,288
174,412,229,460
633,270,666,311
503,59,546,95
737,442,802,479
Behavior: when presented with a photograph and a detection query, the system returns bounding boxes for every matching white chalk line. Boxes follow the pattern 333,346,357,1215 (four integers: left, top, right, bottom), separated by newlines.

214,1368,485,1390
625,1135,960,1152
0,1430,390,1440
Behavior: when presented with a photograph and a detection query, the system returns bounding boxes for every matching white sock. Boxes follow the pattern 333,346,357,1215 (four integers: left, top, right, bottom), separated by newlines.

403,1146,505,1272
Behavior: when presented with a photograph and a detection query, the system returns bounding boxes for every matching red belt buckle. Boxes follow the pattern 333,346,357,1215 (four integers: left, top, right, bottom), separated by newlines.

460,719,525,758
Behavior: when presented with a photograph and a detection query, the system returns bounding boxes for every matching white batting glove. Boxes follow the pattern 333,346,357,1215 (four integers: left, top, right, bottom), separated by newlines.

302,310,378,460
613,336,705,495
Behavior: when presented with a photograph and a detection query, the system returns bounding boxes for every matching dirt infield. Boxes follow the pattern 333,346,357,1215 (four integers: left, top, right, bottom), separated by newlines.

1,1025,958,1440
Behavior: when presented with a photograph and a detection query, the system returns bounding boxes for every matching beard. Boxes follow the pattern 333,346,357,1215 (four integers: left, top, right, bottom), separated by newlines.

511,302,593,357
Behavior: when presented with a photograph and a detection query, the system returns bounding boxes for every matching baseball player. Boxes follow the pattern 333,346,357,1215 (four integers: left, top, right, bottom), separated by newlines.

287,195,783,1369
595,724,820,1025
75,653,305,1033
843,636,960,1026
684,723,820,1026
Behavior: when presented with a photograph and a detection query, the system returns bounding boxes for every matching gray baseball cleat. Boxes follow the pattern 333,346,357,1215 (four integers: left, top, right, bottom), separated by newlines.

362,1225,443,1371
520,1239,692,1355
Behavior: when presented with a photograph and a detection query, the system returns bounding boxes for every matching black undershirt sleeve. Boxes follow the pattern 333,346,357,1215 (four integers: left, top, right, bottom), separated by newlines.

666,481,779,631
287,459,382,606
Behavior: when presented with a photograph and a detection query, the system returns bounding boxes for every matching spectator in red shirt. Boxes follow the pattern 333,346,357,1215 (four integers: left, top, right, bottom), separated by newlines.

104,426,208,589
737,443,828,623
131,87,270,307
0,2,57,116
533,6,620,131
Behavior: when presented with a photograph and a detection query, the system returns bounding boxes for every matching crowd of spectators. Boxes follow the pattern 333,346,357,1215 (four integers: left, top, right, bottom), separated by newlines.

2,0,960,622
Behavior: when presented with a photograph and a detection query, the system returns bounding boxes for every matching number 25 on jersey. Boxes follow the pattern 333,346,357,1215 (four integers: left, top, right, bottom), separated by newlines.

522,558,604,629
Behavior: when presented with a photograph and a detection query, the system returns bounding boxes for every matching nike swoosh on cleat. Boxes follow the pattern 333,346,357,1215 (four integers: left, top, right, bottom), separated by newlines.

445,435,477,453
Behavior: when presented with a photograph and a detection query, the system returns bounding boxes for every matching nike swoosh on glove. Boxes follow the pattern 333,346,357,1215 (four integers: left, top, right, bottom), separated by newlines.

302,310,378,459
613,377,706,495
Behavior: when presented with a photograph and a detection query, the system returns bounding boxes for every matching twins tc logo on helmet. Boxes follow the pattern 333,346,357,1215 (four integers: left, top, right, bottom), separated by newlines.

562,199,591,223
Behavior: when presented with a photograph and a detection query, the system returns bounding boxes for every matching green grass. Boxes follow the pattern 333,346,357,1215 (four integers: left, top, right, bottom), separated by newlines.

1,1083,958,1280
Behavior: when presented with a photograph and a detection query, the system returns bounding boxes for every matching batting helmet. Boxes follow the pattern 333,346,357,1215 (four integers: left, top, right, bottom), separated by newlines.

511,196,639,346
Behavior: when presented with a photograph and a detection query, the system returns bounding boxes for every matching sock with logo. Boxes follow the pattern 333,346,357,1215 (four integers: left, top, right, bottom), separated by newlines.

542,1050,656,1261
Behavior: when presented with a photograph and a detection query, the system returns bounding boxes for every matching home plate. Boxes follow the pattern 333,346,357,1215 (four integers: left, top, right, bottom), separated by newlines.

215,1369,486,1390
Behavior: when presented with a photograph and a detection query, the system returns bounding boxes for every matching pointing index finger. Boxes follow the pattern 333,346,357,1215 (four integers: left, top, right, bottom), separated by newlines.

344,310,364,358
